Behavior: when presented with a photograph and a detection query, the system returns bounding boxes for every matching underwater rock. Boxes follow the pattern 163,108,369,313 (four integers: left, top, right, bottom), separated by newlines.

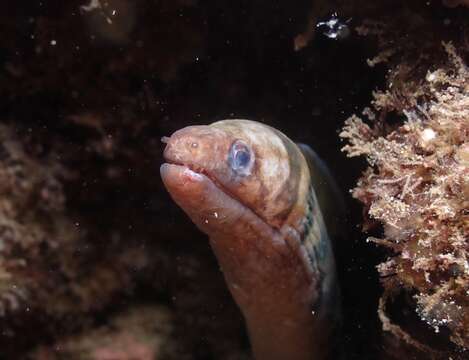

29,305,175,360
340,14,468,354
443,0,469,8
0,123,154,355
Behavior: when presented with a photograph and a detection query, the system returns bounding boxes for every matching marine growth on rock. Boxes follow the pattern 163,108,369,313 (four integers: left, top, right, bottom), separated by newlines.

340,43,468,351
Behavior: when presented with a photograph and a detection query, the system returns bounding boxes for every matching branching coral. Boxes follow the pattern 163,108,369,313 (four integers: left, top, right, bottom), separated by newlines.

340,43,468,351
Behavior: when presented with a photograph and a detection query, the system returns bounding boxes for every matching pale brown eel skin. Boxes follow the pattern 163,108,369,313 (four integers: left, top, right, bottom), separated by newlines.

160,119,342,360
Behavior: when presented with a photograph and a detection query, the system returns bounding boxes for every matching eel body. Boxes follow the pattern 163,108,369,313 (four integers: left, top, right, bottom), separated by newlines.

160,119,342,360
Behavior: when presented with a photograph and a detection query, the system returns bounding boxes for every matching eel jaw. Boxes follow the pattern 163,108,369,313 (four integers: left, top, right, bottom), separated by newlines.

160,160,279,235
160,162,257,235
160,162,296,276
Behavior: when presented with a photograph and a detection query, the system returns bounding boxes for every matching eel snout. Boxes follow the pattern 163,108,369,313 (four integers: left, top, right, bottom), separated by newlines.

161,125,228,175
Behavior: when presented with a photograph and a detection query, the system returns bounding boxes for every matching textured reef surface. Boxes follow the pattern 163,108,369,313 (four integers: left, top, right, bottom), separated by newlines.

341,9,468,357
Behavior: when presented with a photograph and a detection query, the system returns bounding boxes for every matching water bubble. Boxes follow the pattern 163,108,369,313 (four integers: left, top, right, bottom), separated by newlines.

316,13,351,40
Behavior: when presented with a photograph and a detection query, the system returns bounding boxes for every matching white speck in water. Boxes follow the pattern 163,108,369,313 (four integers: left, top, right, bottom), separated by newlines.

421,128,436,142
311,310,315,315
204,219,209,224
191,142,198,148
50,40,57,46
213,212,218,218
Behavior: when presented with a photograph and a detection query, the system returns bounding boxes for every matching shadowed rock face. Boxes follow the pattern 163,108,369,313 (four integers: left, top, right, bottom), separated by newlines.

30,306,176,360
0,123,156,356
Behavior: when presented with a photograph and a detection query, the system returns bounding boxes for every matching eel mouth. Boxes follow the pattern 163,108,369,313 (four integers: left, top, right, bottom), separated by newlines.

162,159,225,193
161,158,279,233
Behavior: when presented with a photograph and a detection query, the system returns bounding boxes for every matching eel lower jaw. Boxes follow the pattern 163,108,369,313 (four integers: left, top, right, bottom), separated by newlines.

161,161,280,235
161,160,220,189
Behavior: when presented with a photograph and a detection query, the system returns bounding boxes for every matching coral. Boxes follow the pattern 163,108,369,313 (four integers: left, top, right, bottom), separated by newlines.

340,41,468,352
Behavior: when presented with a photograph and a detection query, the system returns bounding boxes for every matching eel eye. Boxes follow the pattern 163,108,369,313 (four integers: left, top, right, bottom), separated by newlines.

229,140,253,176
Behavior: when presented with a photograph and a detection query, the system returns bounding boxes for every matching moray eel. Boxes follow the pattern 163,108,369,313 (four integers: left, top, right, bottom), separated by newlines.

160,119,343,360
